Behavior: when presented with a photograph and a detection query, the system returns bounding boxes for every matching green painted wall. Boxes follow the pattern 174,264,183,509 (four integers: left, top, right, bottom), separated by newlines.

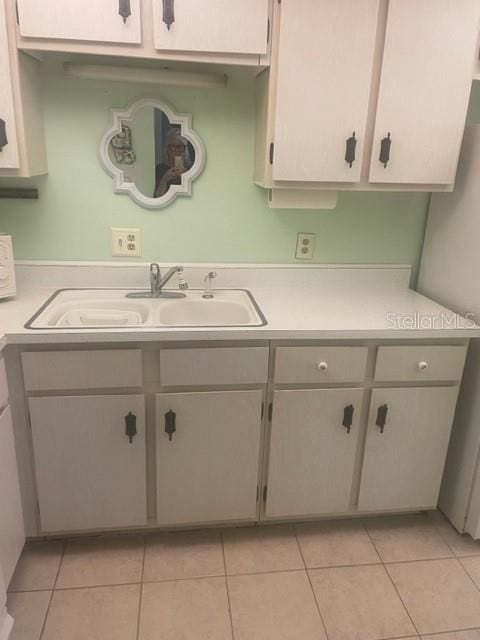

467,81,480,124
0,61,429,270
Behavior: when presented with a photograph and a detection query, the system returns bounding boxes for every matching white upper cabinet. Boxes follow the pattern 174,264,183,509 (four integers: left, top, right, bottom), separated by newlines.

16,0,142,44
272,0,380,183
369,0,480,185
0,0,47,177
256,0,480,194
153,0,270,55
0,2,19,170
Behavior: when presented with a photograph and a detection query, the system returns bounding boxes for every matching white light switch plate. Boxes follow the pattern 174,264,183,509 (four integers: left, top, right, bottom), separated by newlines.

111,228,141,257
295,233,315,260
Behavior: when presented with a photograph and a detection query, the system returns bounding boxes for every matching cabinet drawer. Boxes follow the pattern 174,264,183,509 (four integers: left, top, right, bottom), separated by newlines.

374,346,468,382
160,347,269,387
0,357,8,408
274,347,368,384
22,350,143,391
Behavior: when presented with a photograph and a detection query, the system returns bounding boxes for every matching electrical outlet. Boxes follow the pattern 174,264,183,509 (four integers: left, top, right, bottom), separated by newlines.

295,232,315,260
111,228,141,257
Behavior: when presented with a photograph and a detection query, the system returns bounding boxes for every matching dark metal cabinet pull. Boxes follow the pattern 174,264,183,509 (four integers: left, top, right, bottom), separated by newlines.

269,142,274,165
376,404,388,434
0,119,8,152
119,0,131,23
125,411,137,443
165,409,176,441
342,404,354,434
379,132,391,168
163,0,175,30
345,132,356,168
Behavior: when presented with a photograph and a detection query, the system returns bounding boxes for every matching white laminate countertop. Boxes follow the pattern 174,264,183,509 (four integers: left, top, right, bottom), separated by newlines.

0,263,478,345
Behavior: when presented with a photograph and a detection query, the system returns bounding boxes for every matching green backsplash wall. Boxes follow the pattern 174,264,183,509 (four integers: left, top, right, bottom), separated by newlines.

0,61,430,269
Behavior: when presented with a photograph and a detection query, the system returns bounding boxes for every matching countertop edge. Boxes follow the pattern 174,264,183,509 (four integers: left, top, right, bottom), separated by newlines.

2,327,479,347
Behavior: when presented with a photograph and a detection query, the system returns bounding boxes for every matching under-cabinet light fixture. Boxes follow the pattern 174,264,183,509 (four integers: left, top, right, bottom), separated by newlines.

63,63,227,89
0,188,39,199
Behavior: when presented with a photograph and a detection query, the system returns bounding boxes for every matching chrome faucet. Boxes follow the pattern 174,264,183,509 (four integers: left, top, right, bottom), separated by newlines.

127,263,187,299
202,271,217,299
150,263,161,296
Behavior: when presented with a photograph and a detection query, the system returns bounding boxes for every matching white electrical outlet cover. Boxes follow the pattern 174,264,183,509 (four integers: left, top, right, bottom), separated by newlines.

295,233,315,260
111,228,141,257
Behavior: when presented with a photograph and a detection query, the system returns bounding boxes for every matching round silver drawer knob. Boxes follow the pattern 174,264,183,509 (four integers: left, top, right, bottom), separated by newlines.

317,361,328,372
418,361,429,371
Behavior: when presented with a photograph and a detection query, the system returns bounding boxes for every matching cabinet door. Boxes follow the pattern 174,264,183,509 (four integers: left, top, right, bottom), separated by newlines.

358,387,459,511
17,0,142,44
29,395,147,532
156,391,263,525
0,3,19,169
266,389,364,519
153,0,270,55
369,0,479,184
0,406,25,586
272,0,380,183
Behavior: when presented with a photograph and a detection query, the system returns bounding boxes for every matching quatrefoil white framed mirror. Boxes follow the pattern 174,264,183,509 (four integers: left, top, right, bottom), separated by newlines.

100,97,206,209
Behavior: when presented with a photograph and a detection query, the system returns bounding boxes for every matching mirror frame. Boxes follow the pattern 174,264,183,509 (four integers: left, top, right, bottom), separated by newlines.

99,97,206,210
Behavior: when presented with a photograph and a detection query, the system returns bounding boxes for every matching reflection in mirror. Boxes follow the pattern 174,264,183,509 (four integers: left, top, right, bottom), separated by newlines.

100,98,205,210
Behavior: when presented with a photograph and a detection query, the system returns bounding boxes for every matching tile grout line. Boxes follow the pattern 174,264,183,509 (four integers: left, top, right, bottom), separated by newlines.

427,513,480,559
135,535,147,640
38,539,66,640
362,522,421,638
455,555,480,597
428,518,465,558
293,527,331,640
220,532,236,640
420,624,480,637
358,519,383,564
11,553,480,596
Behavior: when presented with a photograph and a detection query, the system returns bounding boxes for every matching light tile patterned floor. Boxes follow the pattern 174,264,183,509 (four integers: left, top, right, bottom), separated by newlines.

6,511,480,640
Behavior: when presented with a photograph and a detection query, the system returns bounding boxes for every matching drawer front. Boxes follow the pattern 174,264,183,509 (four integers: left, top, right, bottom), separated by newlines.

22,350,143,391
274,347,368,384
0,357,8,408
160,347,269,387
375,345,468,382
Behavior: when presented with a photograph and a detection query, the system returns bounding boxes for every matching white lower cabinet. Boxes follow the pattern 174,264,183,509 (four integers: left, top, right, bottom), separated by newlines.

358,387,459,511
19,343,467,535
265,389,364,519
29,395,147,533
0,405,25,586
155,391,263,526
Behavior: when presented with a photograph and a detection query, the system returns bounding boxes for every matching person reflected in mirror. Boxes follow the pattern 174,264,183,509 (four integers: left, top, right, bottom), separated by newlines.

154,130,193,198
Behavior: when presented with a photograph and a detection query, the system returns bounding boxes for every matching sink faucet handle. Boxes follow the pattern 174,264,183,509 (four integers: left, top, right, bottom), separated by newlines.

150,263,161,294
177,269,189,290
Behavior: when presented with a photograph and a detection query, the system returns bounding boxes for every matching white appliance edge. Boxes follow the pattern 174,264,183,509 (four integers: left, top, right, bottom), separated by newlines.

418,124,480,538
